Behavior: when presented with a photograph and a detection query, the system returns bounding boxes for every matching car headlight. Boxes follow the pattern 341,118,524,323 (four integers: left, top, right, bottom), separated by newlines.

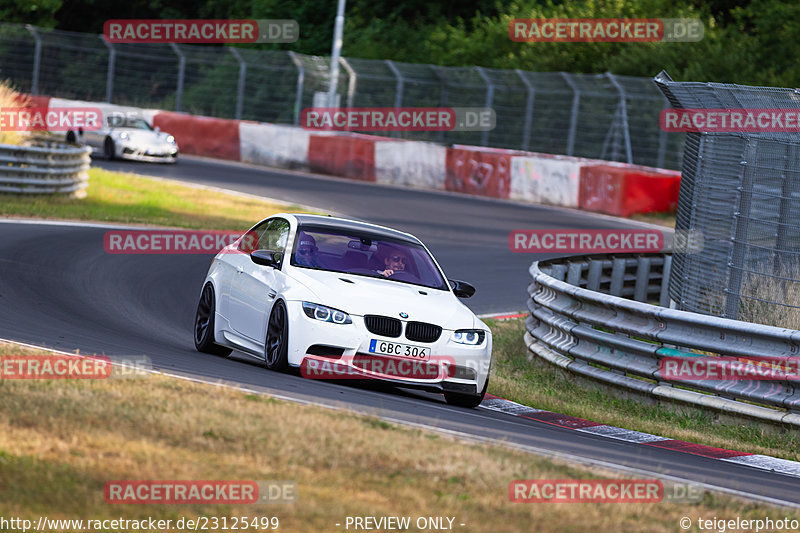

166,135,176,144
302,302,352,324
451,329,486,345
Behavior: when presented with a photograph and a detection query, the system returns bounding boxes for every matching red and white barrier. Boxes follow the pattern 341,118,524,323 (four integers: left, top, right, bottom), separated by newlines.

308,133,377,182
240,122,309,169
29,95,681,217
509,155,585,207
375,140,446,190
445,146,512,199
579,163,680,216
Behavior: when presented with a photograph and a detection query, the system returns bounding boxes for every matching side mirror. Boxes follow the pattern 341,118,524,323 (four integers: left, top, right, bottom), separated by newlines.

449,279,476,298
250,249,282,268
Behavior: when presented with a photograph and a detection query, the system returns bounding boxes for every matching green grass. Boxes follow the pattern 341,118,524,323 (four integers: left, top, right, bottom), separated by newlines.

0,168,314,230
487,319,800,461
0,342,794,532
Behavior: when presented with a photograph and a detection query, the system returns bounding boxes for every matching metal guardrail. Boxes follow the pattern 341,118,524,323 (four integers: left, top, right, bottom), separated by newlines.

0,141,92,194
526,253,800,427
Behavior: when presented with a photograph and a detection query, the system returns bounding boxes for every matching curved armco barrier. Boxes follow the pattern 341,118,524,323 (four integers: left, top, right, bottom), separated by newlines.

27,95,681,216
527,253,800,428
445,146,512,198
580,164,681,216
308,133,377,182
153,112,240,161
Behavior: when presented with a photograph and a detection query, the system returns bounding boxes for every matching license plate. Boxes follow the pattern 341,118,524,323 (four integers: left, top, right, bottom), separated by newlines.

368,339,430,359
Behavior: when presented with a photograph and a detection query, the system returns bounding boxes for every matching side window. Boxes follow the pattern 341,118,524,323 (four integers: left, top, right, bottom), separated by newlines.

259,219,290,252
238,220,270,252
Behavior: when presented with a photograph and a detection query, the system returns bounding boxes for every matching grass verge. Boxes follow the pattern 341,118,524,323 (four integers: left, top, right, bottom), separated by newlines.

0,168,314,230
0,342,795,532
488,318,800,461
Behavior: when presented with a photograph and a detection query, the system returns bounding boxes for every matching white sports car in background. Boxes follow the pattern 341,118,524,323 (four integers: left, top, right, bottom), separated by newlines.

66,115,178,163
193,214,492,407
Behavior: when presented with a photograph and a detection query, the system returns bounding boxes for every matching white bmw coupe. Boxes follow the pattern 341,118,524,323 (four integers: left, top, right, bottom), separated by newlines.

193,214,492,407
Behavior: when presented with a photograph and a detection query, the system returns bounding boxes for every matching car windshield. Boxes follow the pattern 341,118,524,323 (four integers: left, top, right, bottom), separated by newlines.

291,226,448,290
108,117,153,130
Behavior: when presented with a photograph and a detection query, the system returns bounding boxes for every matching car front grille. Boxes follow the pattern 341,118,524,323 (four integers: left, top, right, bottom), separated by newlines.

405,321,442,343
364,315,402,338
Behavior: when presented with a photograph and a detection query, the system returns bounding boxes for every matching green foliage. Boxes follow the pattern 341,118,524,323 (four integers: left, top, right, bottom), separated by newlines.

44,0,800,86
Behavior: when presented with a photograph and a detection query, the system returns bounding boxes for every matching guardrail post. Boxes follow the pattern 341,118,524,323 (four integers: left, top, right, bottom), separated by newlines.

385,60,404,139
515,69,535,151
25,25,42,95
605,72,633,164
229,48,247,120
561,72,580,157
475,66,494,147
169,43,186,112
99,35,115,103
288,51,305,126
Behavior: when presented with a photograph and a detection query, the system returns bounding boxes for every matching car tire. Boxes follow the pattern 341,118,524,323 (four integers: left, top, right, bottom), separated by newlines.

104,137,116,160
444,375,488,408
264,300,289,372
194,283,232,357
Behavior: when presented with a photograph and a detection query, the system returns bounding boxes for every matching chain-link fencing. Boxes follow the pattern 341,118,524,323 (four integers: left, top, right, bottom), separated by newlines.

0,22,684,169
655,71,800,323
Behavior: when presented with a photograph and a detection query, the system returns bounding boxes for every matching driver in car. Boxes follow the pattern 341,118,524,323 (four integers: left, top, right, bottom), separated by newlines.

379,249,410,277
295,233,321,267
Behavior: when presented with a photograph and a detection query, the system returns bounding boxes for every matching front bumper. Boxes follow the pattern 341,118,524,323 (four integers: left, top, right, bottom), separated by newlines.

118,144,178,163
284,300,491,394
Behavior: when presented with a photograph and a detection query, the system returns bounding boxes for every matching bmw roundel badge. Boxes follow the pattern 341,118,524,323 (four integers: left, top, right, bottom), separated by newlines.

399,312,409,318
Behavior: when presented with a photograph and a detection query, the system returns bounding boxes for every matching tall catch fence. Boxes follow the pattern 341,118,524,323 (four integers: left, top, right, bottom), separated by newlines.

0,22,684,169
655,71,800,321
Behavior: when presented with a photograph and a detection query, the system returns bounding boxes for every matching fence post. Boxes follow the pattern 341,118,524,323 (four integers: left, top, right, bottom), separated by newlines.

657,94,670,169
99,35,115,103
606,72,633,164
25,25,42,96
229,48,247,120
339,57,356,109
288,51,305,126
725,139,758,319
385,60,404,139
515,69,535,151
475,66,494,147
169,43,186,112
561,72,580,157
430,65,448,144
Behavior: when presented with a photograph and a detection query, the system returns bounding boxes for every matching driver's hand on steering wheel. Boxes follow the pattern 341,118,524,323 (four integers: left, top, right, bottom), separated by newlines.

380,269,394,277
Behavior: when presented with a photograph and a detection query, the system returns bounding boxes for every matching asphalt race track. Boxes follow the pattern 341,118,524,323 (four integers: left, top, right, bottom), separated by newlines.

0,156,798,505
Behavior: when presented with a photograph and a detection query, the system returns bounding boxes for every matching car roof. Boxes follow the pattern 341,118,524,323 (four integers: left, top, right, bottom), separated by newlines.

290,214,420,243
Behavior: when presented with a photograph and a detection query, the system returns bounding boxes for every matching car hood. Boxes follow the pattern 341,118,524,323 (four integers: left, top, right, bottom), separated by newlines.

287,268,477,329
